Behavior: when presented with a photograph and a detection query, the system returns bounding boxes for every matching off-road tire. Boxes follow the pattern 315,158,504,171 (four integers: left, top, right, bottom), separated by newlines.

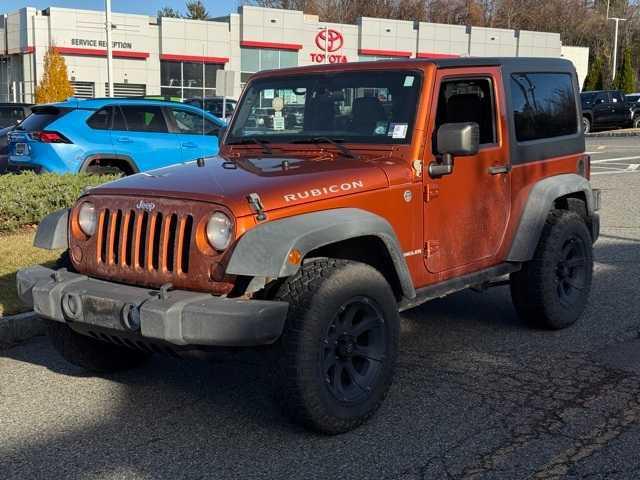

45,250,149,373
274,258,400,434
582,116,591,134
510,209,593,330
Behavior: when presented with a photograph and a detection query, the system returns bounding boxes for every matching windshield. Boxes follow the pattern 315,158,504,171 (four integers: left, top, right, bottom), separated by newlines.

228,70,422,145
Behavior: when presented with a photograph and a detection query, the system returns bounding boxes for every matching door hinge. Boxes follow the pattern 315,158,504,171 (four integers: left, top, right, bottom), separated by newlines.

424,184,439,202
425,240,440,258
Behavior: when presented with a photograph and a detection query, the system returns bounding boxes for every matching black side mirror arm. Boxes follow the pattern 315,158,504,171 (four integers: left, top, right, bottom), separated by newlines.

428,153,454,178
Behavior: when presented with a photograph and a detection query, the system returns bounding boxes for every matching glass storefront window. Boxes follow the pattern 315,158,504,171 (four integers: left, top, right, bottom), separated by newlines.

160,60,223,101
280,50,298,68
261,49,279,70
241,48,260,73
183,62,203,89
161,61,182,87
240,47,299,88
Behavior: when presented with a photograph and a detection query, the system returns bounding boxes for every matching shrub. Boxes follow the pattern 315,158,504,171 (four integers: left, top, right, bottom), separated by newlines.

0,172,119,233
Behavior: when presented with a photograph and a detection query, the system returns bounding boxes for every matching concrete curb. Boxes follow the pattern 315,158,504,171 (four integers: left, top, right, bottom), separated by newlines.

0,311,45,348
586,129,640,138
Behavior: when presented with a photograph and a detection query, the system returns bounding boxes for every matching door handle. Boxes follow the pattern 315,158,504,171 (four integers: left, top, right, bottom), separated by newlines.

116,137,132,143
181,142,198,148
488,165,511,175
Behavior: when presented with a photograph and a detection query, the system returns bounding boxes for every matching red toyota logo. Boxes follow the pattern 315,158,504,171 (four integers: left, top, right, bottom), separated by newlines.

316,29,343,53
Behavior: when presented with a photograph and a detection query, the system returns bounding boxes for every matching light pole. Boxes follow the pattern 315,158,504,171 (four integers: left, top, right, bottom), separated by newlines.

609,17,626,82
105,0,114,97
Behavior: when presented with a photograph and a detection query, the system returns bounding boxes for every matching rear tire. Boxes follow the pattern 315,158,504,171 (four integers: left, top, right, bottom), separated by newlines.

582,116,591,134
46,321,150,373
633,116,640,129
510,210,593,330
274,258,400,434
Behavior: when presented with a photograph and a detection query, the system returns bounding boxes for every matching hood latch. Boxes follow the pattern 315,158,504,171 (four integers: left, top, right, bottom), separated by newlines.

247,192,267,222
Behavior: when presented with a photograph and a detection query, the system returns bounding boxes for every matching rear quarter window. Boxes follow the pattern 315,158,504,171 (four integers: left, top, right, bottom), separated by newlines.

18,108,69,131
510,73,578,142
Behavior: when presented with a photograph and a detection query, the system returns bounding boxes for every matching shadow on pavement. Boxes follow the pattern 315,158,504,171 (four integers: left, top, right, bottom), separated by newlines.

1,237,639,479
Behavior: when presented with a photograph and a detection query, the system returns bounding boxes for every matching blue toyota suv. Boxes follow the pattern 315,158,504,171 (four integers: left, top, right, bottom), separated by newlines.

8,98,224,175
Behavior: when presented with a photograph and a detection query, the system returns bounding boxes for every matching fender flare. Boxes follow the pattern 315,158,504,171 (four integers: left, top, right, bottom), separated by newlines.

226,208,416,299
34,208,69,250
79,154,139,174
507,173,595,262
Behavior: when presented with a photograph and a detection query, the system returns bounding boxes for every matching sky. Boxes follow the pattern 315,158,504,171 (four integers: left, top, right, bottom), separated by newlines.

5,0,240,17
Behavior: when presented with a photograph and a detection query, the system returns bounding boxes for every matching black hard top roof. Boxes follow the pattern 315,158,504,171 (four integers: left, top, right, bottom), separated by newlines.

423,56,573,69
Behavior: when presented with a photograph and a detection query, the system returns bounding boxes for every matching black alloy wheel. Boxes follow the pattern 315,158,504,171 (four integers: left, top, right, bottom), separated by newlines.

322,296,387,403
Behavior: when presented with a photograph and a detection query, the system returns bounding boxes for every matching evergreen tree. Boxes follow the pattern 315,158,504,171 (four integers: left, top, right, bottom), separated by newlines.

614,47,637,94
185,1,209,20
583,56,605,91
35,47,75,104
158,6,182,18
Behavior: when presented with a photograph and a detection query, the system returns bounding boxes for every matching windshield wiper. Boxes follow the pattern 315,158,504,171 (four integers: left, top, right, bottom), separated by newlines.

292,137,357,159
227,137,273,155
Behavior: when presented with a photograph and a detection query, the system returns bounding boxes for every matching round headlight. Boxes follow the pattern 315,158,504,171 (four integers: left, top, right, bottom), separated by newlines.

78,202,97,236
206,212,232,251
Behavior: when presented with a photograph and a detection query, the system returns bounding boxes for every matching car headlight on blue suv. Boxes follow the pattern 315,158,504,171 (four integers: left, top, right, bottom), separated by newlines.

206,212,232,251
78,202,97,236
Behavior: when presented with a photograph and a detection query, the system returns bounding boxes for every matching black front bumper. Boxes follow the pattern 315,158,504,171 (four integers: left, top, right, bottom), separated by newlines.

17,267,289,347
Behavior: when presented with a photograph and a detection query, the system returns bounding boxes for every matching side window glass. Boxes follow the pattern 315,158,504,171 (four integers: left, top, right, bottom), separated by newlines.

510,73,577,142
120,105,168,133
86,107,112,130
434,78,497,147
594,93,608,104
168,108,219,136
112,106,127,131
612,92,624,103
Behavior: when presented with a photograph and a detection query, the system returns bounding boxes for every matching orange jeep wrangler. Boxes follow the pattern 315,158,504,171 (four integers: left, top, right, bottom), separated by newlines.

18,58,600,434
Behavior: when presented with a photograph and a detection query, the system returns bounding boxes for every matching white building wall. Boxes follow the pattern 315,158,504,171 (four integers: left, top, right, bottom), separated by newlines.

561,45,590,90
0,4,589,104
418,23,469,57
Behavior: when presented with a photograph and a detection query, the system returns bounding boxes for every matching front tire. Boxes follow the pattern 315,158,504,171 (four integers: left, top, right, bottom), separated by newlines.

582,116,591,134
510,210,593,330
275,259,400,434
633,116,640,129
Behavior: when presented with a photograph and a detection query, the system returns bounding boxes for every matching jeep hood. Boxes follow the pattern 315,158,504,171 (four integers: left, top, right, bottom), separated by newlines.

89,154,390,217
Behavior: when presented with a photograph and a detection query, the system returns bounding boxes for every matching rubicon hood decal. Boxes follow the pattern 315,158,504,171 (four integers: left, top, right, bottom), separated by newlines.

284,180,365,202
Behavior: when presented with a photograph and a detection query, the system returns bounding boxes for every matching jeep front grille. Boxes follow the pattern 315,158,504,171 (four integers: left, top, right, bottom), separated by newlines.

70,195,235,295
96,209,193,274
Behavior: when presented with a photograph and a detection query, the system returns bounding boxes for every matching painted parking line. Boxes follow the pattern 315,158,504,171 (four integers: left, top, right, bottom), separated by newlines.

591,155,640,164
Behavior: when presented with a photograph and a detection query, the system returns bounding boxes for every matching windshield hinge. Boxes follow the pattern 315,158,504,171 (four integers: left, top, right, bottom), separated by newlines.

247,192,267,222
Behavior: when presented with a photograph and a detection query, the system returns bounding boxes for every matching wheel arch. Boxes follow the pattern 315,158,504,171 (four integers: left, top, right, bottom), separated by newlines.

507,174,596,262
225,208,416,300
79,154,139,175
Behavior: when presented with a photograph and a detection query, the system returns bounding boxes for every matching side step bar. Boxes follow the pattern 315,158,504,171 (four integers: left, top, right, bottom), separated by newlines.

398,263,521,312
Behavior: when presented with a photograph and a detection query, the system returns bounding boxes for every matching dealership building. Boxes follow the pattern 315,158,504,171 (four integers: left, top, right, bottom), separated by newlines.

0,4,589,103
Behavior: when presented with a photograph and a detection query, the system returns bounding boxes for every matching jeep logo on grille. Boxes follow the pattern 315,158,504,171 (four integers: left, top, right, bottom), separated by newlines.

136,200,156,212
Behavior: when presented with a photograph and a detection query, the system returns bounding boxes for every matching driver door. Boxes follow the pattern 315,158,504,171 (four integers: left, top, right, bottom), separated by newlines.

423,68,510,274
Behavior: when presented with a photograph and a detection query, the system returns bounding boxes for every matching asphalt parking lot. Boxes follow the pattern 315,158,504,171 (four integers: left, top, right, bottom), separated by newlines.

1,136,639,480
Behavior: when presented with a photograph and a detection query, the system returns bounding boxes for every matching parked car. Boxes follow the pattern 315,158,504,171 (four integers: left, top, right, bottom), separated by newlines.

0,103,32,128
184,96,237,121
580,90,640,133
0,125,14,173
18,58,599,434
626,93,640,105
8,98,224,174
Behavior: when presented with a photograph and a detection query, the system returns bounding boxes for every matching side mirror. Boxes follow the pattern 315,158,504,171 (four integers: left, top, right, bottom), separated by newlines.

429,122,480,178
